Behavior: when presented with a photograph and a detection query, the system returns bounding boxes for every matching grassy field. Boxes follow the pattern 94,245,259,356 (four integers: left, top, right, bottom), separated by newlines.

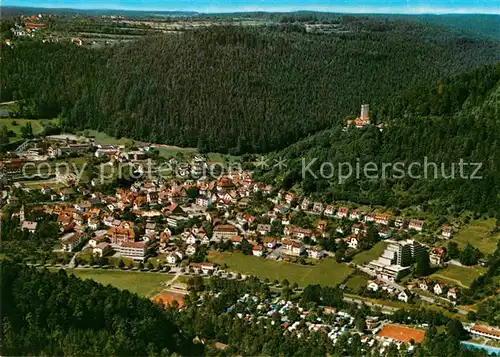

344,273,370,292
23,180,66,189
208,251,353,287
0,118,59,137
430,264,486,288
85,130,198,157
450,218,500,254
352,241,388,265
64,269,175,297
85,130,135,146
156,146,197,158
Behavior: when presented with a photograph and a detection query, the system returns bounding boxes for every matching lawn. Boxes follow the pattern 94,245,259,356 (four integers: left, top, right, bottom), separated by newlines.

352,241,388,265
64,269,175,297
430,264,486,288
85,130,135,146
156,146,197,158
0,118,59,138
450,218,500,254
23,180,66,190
208,251,353,287
344,273,370,293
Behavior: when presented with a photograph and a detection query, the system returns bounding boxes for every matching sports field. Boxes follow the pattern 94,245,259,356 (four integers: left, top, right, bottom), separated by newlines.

208,251,353,286
377,324,425,343
64,269,175,297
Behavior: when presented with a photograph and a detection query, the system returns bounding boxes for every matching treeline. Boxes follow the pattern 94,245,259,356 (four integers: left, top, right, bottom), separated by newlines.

2,18,499,153
1,262,201,356
256,64,500,215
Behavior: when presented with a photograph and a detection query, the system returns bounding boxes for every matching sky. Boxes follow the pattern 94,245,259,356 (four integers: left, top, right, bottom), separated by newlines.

3,0,500,14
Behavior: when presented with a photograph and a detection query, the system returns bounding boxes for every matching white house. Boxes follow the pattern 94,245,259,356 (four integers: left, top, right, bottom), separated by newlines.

441,226,452,239
324,205,335,216
291,242,305,256
185,234,197,245
367,280,381,292
145,222,157,235
336,207,348,219
433,283,445,295
93,242,111,257
257,224,271,235
307,247,324,259
21,221,38,233
263,237,277,249
61,233,85,252
408,219,425,232
88,217,100,230
349,210,362,221
301,198,310,211
346,235,359,249
253,245,264,257
284,193,296,205
185,245,197,256
167,252,183,264
447,287,458,300
398,290,410,303
312,202,324,213
419,279,429,291
200,235,210,245
231,236,242,246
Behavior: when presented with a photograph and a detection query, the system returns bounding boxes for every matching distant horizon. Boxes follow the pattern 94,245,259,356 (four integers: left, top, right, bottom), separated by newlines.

3,0,500,15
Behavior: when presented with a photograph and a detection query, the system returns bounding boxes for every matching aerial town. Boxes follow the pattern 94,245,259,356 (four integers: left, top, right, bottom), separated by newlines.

2,121,499,355
1,5,499,357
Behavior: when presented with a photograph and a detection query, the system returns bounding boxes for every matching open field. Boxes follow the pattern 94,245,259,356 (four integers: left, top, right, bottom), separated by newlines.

155,145,197,157
344,273,370,292
85,130,135,146
352,241,388,265
22,180,66,190
430,264,486,288
0,118,59,137
85,130,198,157
208,251,353,287
450,218,500,254
64,269,175,297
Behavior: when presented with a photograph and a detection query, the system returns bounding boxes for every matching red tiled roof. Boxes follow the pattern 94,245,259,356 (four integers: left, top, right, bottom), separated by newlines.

472,325,500,338
213,225,237,232
120,241,146,248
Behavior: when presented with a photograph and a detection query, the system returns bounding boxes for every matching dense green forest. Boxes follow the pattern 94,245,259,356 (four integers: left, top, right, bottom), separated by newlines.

1,262,201,356
1,262,490,357
255,64,500,215
2,17,499,153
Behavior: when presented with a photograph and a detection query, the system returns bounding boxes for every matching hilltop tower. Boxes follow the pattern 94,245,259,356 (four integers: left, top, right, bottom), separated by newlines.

360,104,369,120
20,205,25,223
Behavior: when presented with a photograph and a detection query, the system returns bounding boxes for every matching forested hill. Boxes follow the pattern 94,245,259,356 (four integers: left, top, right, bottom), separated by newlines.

255,64,500,215
1,262,201,356
2,17,500,153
